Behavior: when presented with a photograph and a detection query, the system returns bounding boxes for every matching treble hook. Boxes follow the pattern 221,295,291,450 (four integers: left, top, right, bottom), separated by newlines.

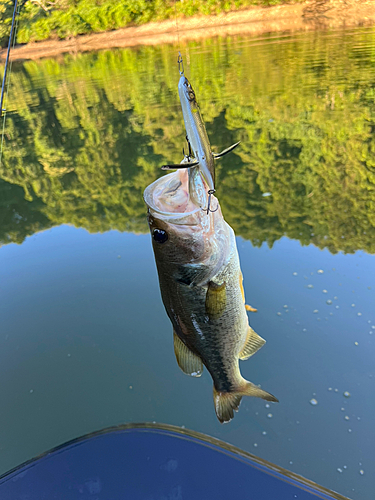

178,52,184,76
186,135,192,158
205,189,218,215
183,135,193,162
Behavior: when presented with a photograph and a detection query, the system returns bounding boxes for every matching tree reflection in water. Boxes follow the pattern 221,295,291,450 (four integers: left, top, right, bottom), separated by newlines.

1,29,375,253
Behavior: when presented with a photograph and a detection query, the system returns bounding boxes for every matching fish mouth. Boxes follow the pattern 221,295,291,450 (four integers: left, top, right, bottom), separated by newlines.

143,168,201,224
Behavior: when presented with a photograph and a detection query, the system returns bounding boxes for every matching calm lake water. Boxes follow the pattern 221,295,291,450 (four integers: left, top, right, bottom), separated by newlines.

1,26,375,499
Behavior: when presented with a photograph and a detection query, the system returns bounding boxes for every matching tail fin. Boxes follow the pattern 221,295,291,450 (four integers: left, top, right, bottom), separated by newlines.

213,382,278,424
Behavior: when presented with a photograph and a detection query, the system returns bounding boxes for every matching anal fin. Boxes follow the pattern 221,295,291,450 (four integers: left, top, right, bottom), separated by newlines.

173,330,203,377
239,327,266,360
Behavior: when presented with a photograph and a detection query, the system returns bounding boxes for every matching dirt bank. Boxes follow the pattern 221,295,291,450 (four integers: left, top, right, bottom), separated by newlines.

1,0,374,61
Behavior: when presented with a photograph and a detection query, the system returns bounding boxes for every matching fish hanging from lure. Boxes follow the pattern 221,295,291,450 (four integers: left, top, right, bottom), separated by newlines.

144,54,278,423
162,52,240,214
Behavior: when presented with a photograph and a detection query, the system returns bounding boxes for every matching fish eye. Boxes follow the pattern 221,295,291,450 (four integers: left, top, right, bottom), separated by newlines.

152,228,168,244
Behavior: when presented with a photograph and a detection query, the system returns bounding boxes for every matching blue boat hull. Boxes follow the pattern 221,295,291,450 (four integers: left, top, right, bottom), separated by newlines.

0,423,350,499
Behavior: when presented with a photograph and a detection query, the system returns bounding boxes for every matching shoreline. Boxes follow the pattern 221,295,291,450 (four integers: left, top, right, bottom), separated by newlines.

1,0,374,61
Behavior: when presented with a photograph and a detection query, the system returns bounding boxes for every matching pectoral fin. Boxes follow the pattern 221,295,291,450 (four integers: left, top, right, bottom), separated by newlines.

205,281,226,320
173,330,203,377
213,381,278,424
239,327,266,360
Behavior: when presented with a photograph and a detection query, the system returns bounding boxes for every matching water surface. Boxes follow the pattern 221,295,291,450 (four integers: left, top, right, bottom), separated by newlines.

1,27,375,500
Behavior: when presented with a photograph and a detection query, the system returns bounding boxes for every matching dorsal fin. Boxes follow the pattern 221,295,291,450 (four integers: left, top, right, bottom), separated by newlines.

239,327,266,360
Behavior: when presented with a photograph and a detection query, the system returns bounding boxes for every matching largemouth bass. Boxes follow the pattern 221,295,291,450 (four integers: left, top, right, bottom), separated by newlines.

145,56,277,422
144,165,278,423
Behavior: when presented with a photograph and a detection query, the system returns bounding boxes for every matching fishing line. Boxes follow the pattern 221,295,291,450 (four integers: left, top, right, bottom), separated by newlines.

174,0,181,54
0,0,20,168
